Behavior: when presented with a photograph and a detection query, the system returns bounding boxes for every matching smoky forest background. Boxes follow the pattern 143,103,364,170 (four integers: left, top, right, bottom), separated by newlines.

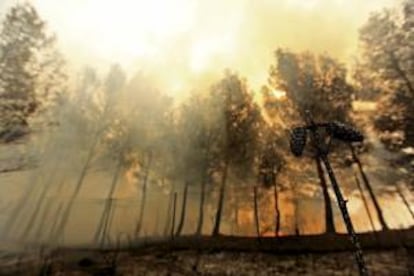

0,1,413,254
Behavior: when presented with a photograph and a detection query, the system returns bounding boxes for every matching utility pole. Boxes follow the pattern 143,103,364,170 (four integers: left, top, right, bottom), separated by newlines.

290,110,368,276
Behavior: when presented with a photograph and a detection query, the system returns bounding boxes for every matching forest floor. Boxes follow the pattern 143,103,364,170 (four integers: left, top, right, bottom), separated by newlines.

0,229,413,275
0,245,412,275
13,248,414,275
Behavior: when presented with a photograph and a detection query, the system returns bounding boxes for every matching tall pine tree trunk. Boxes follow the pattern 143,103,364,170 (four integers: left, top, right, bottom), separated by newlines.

170,192,177,239
175,181,189,236
20,160,62,240
273,175,281,237
4,139,64,238
153,206,161,236
212,160,229,236
48,202,64,242
196,145,210,236
51,134,100,242
163,186,175,236
196,177,207,236
135,152,153,237
1,174,38,237
354,174,376,232
34,177,67,240
293,193,300,236
315,157,336,233
350,145,388,230
94,157,122,246
234,193,239,235
395,183,414,220
253,186,261,239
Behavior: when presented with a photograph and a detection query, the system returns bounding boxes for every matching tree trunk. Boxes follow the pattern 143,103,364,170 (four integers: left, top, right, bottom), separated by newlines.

135,152,153,236
2,138,63,237
212,160,229,236
105,202,117,241
175,181,189,236
48,202,64,242
234,193,239,235
315,156,336,234
273,176,281,237
13,147,64,240
163,187,175,236
20,162,61,240
153,206,161,236
170,192,177,240
195,177,207,236
1,175,38,237
21,185,51,240
293,194,300,236
94,157,122,246
395,183,414,221
34,178,67,240
196,142,211,236
354,174,376,232
350,145,389,230
253,186,261,239
51,134,100,242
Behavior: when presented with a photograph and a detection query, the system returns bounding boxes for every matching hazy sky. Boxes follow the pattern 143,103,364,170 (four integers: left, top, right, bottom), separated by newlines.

1,0,399,93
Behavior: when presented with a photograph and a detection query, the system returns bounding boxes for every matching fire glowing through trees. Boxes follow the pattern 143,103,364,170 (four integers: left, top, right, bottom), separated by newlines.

0,0,412,253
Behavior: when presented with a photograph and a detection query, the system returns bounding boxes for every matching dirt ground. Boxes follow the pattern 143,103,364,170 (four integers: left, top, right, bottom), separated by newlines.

1,247,412,276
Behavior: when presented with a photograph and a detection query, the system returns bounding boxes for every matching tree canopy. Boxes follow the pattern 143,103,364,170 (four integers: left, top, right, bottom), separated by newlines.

0,3,65,141
358,0,414,149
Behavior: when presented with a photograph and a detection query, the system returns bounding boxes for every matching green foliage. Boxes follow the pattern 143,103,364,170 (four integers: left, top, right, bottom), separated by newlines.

174,71,265,186
0,3,66,140
173,91,217,184
269,49,353,123
358,0,414,148
103,69,174,170
211,72,264,179
258,130,284,188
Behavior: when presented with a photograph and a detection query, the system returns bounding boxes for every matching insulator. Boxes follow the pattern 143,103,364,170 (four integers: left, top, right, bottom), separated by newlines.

290,127,307,157
327,122,364,142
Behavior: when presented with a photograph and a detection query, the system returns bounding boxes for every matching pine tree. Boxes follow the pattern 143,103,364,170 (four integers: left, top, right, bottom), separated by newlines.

358,0,414,149
175,91,218,235
211,71,264,236
267,49,355,234
0,3,65,141
269,49,353,123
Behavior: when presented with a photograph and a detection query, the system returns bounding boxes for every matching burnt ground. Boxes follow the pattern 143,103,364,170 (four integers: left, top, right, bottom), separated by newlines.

1,247,413,275
0,230,413,275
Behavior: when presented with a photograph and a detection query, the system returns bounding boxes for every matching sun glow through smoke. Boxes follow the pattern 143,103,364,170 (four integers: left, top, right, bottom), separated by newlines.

272,89,286,99
29,0,397,94
37,0,196,63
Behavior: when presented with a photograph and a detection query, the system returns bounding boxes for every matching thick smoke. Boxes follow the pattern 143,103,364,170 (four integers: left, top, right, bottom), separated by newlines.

30,0,396,92
0,0,410,251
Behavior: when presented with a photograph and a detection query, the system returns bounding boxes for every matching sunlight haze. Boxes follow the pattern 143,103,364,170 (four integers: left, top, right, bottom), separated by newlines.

3,0,398,93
